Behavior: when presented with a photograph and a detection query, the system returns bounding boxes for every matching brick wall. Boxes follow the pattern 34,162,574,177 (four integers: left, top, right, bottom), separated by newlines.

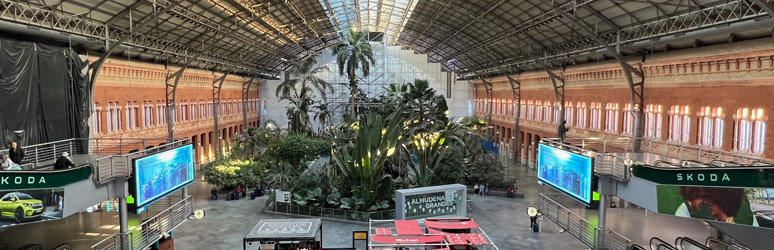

472,37,774,162
91,57,261,164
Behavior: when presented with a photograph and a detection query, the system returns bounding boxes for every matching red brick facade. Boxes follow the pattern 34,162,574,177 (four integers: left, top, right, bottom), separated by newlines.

473,38,774,162
91,57,261,164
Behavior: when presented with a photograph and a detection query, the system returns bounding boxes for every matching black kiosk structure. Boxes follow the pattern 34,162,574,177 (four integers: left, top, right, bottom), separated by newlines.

243,218,322,250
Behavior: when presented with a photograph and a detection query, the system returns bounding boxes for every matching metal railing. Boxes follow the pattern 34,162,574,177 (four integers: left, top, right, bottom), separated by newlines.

0,137,180,167
90,195,194,250
94,138,189,184
538,193,631,250
541,138,631,182
268,200,395,223
706,237,750,250
595,137,763,165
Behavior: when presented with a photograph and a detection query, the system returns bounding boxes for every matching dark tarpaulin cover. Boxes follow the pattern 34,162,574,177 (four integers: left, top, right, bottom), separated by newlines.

0,39,90,150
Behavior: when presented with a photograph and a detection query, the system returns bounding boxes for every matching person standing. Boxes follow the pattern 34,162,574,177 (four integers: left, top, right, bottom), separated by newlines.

484,183,490,197
9,142,24,164
474,183,479,196
527,207,539,231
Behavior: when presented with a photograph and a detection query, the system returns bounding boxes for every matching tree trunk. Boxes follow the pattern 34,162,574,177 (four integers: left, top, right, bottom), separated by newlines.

350,79,356,118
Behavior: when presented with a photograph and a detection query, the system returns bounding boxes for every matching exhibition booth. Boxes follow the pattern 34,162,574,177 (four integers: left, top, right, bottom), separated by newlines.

369,218,498,250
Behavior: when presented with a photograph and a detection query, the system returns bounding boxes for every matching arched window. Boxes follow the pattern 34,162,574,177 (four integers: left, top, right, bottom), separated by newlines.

590,102,602,130
623,104,633,135
576,102,587,128
645,104,663,139
606,103,619,133
735,108,766,154
566,102,574,126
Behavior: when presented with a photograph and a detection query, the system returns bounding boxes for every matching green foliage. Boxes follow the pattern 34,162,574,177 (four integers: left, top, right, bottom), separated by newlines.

276,54,332,134
230,126,285,160
405,122,464,187
431,145,466,185
266,161,297,191
204,158,266,188
278,134,328,166
332,112,403,211
401,79,449,137
464,152,505,187
331,27,375,117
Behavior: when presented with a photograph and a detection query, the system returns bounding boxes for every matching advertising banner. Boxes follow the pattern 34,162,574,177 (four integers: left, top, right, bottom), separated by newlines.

537,144,594,204
132,144,194,212
0,188,64,227
657,185,774,228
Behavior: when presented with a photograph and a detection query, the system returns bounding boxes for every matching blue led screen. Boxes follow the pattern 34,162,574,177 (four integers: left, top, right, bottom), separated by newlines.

537,144,593,204
133,144,194,208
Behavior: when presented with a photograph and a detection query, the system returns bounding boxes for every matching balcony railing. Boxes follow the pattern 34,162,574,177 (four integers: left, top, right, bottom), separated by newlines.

94,138,189,184
0,137,188,183
90,195,194,250
538,193,631,250
267,199,395,223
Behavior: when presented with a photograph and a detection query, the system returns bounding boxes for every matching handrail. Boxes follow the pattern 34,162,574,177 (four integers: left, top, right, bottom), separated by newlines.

675,237,711,250
91,195,193,250
706,237,750,250
538,193,631,250
94,138,189,184
541,138,631,182
650,237,677,250
268,199,395,223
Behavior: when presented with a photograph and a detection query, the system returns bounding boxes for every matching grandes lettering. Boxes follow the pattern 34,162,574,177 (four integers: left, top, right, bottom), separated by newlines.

676,173,731,183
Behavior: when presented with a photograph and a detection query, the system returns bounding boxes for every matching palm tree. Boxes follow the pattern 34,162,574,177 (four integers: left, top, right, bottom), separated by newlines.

275,54,332,101
313,102,334,131
275,54,331,134
402,79,449,137
331,28,375,117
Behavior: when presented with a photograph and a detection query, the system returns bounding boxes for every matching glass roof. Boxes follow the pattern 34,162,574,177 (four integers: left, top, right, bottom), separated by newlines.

319,0,419,44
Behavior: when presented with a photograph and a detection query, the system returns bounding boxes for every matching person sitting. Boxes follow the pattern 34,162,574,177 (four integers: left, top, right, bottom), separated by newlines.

54,152,76,170
210,188,218,200
1,154,20,170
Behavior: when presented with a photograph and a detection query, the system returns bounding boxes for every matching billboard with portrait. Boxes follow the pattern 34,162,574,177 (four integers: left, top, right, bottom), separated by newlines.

537,144,594,205
0,188,64,228
132,144,194,212
657,185,774,228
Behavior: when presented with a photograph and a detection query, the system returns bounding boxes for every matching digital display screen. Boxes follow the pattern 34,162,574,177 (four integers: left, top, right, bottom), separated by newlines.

537,144,594,204
133,144,194,209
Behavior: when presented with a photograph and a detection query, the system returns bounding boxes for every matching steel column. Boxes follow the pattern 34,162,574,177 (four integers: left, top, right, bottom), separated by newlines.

165,42,214,139
89,0,181,92
504,72,522,163
242,78,256,129
545,69,566,142
213,71,232,159
119,197,128,249
480,77,494,137
551,4,645,151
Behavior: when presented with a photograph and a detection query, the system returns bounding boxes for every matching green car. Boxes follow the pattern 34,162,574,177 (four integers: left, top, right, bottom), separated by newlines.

0,192,44,223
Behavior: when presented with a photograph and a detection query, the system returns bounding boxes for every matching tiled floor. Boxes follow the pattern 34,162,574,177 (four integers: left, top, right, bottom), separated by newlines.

0,156,714,250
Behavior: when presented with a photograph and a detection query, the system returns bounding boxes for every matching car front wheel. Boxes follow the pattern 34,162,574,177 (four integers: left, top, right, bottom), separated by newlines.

14,208,23,223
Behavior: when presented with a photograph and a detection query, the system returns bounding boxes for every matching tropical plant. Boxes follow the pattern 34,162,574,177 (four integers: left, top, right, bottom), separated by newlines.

275,54,332,101
277,134,328,166
404,122,464,187
313,102,334,130
230,126,285,160
204,158,266,188
401,79,449,137
275,54,332,134
331,28,375,117
266,161,297,190
332,111,402,211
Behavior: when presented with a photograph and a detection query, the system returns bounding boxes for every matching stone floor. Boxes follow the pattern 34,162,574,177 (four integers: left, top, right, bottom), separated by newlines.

0,156,714,250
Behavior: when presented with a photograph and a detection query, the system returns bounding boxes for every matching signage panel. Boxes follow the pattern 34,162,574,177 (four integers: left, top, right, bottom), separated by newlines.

632,164,774,188
0,167,91,191
131,144,195,213
537,144,594,205
395,184,466,220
